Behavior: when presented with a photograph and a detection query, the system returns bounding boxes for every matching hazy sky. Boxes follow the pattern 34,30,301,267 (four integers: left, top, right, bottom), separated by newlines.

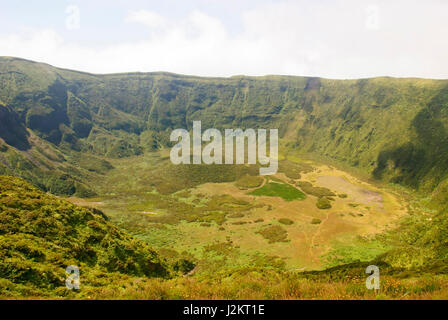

1,0,447,78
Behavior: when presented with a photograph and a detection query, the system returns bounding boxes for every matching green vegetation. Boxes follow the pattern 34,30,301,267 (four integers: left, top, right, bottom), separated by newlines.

316,197,332,209
278,160,313,179
17,267,445,300
380,204,448,273
2,57,448,205
296,181,336,198
257,225,289,243
2,174,446,299
2,57,448,299
228,213,245,218
278,218,294,225
250,182,306,201
2,57,448,202
235,174,264,189
322,238,391,268
150,162,260,195
0,176,176,297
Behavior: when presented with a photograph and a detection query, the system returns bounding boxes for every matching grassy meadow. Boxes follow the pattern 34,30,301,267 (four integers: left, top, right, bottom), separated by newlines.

65,148,409,276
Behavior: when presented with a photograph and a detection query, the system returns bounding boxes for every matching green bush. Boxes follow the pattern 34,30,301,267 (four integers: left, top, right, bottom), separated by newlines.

316,197,332,209
235,174,264,189
278,218,294,225
296,181,336,198
257,225,289,243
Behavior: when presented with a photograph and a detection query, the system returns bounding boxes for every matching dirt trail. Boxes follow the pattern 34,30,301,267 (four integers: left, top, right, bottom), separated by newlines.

308,211,330,264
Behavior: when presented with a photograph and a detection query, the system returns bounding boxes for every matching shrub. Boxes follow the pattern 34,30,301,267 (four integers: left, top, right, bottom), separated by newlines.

74,183,97,198
278,160,313,179
173,259,195,274
235,175,264,190
278,218,294,225
257,225,289,243
228,213,245,218
46,174,76,196
316,197,332,209
296,181,336,198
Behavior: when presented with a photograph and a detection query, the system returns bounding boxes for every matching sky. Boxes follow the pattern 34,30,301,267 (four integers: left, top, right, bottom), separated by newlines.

0,0,447,79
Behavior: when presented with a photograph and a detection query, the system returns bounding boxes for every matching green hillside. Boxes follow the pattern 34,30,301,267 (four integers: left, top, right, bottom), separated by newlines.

1,175,448,299
0,176,172,297
1,57,448,202
1,57,448,299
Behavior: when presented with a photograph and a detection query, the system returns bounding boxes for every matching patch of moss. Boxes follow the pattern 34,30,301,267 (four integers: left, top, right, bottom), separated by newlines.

250,182,306,201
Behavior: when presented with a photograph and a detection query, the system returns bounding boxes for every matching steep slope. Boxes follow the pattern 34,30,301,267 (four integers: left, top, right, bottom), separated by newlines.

0,176,171,297
379,204,448,273
1,57,448,202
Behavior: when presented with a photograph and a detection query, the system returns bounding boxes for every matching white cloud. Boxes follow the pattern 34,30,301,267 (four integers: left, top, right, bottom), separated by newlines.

125,9,166,29
0,0,447,79
1,29,63,61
